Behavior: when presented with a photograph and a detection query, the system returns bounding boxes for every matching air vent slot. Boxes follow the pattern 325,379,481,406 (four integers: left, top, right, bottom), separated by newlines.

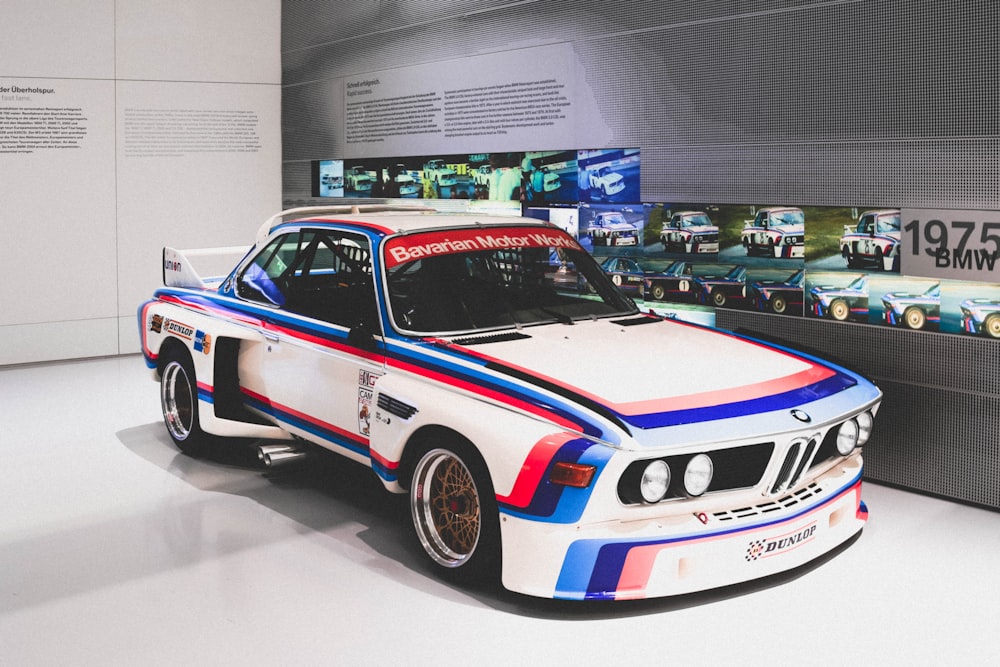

377,393,418,420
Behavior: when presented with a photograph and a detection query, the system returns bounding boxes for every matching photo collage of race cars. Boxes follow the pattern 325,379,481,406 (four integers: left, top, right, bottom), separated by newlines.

313,149,1000,340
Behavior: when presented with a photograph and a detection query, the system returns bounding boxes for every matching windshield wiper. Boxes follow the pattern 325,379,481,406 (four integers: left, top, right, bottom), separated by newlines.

538,307,574,325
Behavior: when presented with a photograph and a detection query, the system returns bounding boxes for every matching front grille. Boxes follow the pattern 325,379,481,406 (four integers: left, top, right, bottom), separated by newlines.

712,483,824,522
768,437,819,495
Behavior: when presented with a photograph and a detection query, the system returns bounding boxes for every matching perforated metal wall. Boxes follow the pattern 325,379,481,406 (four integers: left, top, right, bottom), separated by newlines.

282,0,1000,508
716,310,1000,509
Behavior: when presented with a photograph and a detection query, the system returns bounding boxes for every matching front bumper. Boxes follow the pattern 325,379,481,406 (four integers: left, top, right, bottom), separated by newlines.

498,460,867,600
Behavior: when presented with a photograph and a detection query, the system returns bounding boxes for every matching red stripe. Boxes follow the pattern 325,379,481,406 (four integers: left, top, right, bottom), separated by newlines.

496,432,576,507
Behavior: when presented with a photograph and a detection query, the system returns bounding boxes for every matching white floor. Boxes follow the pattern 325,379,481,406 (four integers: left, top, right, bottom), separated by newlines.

1,355,998,665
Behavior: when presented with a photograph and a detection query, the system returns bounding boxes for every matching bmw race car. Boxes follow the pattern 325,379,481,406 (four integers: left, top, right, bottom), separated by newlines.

882,283,940,330
810,275,869,322
741,207,805,259
139,205,881,601
752,269,805,316
960,298,1000,339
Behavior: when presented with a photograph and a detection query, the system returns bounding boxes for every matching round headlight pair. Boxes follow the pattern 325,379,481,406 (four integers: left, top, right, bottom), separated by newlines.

836,411,874,455
638,454,714,503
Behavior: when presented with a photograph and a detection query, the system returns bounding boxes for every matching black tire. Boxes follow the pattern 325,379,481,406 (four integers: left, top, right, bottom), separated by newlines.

159,348,213,456
984,313,1000,339
650,283,666,301
903,306,927,330
409,439,500,585
712,289,727,307
829,298,850,321
771,294,788,314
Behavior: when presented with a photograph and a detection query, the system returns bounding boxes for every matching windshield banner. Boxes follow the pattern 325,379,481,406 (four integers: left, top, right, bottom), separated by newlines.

383,226,581,268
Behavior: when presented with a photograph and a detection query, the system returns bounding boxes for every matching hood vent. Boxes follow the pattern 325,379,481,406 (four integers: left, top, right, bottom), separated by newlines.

610,315,662,326
449,331,532,345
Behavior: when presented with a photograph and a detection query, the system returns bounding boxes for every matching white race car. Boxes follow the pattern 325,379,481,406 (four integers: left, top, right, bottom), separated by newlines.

587,166,625,197
140,205,881,601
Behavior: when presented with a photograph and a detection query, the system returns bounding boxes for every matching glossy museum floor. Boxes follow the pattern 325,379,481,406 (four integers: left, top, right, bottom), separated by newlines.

1,356,998,665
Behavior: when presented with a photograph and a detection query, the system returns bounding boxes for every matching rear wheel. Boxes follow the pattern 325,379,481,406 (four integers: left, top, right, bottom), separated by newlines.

409,442,499,583
160,349,212,456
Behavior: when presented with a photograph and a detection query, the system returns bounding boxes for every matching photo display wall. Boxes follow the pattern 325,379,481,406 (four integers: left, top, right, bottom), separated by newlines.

312,152,1000,340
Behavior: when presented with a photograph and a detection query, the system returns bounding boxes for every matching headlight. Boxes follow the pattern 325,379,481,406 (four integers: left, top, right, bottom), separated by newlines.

639,460,670,503
855,411,874,446
836,419,860,455
683,454,714,496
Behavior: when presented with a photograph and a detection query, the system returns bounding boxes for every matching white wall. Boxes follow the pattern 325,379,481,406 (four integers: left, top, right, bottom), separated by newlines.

0,0,281,365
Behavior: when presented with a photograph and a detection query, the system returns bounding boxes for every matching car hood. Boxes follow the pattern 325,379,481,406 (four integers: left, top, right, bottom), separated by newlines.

436,317,869,446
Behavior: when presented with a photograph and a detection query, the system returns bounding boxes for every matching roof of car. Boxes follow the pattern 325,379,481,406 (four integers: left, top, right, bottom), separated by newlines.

257,205,550,246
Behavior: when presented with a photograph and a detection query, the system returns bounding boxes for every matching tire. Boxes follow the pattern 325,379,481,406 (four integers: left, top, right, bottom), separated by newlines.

711,289,727,307
829,298,850,321
770,294,788,314
983,313,1000,339
874,247,884,271
903,306,927,330
409,443,500,583
159,348,213,456
650,283,666,301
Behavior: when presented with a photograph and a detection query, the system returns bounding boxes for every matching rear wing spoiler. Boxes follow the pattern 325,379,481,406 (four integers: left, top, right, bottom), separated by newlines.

162,246,251,289
164,205,438,289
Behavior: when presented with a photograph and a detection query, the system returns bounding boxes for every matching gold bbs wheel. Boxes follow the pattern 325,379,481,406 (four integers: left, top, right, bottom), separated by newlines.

411,448,482,568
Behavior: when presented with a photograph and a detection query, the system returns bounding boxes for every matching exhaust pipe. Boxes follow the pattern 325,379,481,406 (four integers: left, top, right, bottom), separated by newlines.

258,443,308,467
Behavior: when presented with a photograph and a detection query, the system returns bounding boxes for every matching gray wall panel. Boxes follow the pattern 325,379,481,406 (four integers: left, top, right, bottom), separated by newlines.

282,0,1000,508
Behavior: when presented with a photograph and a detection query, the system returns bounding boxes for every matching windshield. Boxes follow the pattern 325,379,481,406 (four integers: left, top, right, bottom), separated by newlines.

876,214,901,234
770,210,804,227
382,225,637,335
682,214,711,227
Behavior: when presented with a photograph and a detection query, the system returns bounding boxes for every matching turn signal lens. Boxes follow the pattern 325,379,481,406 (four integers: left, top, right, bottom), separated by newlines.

550,462,596,488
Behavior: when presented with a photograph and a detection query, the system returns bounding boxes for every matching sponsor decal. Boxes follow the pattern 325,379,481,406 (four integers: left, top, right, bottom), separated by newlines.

193,330,212,355
357,370,381,436
163,318,195,340
745,523,817,561
149,313,163,333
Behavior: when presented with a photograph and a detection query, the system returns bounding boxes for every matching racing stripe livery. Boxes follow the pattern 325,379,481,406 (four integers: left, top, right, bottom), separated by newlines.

141,206,881,600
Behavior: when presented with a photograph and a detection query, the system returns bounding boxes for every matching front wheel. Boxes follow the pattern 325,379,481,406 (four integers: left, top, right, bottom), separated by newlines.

711,289,727,307
829,298,850,321
770,294,788,314
903,306,927,330
983,313,1000,339
650,283,666,301
410,445,499,582
160,350,213,456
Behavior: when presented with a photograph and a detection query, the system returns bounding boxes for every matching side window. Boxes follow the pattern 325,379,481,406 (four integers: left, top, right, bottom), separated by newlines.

238,229,377,330
236,233,301,306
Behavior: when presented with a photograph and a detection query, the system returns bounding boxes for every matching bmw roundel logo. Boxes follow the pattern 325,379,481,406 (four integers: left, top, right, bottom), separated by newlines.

791,409,811,423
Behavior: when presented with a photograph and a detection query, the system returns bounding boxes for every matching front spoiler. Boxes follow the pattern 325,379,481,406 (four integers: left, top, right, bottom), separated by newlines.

499,465,867,600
